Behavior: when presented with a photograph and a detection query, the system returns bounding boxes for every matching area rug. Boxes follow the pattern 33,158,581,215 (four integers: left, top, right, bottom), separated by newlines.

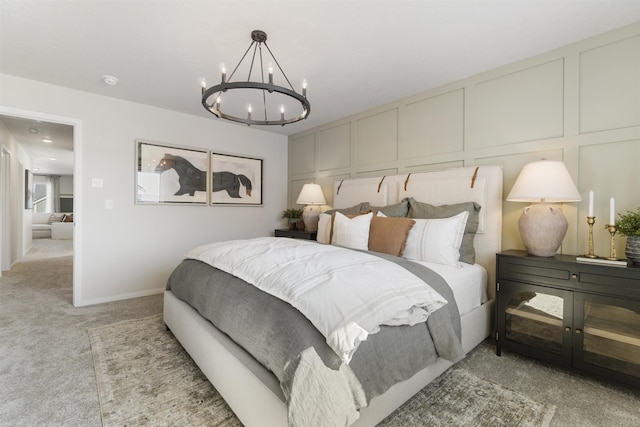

378,367,556,426
89,315,555,426
88,315,241,426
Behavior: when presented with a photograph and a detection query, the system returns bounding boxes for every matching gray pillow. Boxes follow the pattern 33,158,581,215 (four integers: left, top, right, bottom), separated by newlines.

407,197,481,264
369,199,409,217
325,202,370,216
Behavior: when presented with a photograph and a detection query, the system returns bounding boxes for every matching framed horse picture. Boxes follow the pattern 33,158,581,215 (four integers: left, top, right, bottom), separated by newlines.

210,153,262,205
135,140,209,205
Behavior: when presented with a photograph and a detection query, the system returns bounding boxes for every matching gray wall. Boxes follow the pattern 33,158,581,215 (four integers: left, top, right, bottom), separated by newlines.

288,23,640,259
1,74,288,306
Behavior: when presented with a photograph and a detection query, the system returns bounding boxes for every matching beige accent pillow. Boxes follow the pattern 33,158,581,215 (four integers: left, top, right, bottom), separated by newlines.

368,216,416,256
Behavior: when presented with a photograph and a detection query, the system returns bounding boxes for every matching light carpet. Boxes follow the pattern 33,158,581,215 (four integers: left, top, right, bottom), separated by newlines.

89,315,556,426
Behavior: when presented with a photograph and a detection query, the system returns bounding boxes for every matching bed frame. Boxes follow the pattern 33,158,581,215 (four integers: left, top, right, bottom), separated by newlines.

164,165,503,426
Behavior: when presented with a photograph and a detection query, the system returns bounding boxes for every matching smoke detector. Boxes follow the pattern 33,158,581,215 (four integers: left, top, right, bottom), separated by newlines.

102,75,119,86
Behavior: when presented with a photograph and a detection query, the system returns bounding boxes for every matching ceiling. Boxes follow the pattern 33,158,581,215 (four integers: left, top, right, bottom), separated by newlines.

1,1,639,173
0,115,74,175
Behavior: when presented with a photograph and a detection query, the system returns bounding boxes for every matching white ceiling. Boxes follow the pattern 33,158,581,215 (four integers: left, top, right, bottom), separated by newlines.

1,1,639,173
0,115,74,175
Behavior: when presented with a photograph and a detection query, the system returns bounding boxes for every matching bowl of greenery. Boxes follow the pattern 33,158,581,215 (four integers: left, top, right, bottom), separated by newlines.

282,208,304,230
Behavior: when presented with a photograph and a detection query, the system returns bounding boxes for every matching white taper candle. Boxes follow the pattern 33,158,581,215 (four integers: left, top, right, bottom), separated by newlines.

610,197,615,225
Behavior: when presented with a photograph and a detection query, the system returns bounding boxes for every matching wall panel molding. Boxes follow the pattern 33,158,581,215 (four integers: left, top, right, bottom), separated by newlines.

288,23,640,256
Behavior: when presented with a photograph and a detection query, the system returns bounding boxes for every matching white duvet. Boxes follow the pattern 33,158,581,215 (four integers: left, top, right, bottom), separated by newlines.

186,237,448,363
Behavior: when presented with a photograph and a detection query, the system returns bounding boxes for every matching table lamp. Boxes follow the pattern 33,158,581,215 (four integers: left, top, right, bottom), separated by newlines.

296,183,326,232
507,160,581,257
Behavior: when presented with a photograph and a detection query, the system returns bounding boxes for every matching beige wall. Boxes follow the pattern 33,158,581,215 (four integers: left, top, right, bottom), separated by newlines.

288,22,640,258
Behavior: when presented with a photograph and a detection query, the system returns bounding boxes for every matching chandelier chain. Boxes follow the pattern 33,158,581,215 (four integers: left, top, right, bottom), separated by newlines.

228,41,254,82
263,42,295,92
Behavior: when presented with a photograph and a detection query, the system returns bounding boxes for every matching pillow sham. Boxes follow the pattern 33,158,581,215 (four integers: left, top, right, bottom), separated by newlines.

331,211,373,250
317,213,332,244
368,215,415,256
407,198,481,264
324,202,370,216
403,211,469,268
368,199,409,218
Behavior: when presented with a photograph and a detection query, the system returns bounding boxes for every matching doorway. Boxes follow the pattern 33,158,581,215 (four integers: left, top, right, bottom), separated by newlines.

0,106,82,305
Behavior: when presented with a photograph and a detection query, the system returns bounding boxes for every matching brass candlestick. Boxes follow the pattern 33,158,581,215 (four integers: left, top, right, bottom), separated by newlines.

583,217,597,258
606,224,618,260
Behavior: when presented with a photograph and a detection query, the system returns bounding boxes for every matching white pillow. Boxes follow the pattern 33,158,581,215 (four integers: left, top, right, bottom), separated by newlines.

403,211,469,267
317,213,332,244
331,211,373,250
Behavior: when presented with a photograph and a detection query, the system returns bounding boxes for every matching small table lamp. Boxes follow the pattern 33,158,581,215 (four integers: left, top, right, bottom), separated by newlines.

507,160,582,257
296,183,326,232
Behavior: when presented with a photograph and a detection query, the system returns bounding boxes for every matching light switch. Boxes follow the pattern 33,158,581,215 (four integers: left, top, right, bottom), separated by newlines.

92,178,104,188
105,199,113,210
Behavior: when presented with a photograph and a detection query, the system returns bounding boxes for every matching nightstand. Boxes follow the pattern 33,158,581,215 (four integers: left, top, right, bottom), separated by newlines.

274,229,317,240
496,250,640,388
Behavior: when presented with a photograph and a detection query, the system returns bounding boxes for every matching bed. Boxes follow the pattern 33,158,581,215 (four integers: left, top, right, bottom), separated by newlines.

163,165,503,426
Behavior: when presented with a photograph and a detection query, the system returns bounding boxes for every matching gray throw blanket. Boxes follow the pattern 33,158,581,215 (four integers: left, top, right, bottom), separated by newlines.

166,248,463,424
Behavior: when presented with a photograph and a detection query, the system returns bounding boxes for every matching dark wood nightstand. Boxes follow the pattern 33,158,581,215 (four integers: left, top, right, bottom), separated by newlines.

495,250,640,387
274,229,317,240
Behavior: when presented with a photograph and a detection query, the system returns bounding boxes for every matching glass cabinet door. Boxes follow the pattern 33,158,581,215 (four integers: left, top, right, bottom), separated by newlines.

499,281,572,364
574,293,640,383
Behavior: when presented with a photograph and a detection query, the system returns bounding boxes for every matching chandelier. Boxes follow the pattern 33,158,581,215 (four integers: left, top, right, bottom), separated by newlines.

201,30,311,126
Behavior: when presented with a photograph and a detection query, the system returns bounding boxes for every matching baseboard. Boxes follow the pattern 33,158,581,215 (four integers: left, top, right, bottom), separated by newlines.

74,287,164,307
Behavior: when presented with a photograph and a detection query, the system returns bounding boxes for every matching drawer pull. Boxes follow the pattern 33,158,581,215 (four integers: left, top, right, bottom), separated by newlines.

565,326,571,332
576,329,582,334
571,274,577,279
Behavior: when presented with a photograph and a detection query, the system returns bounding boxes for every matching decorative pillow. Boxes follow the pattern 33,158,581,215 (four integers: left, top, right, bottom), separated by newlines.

369,199,409,217
331,211,373,250
368,215,416,256
61,214,74,223
407,198,481,264
324,202,370,216
403,211,469,267
317,213,332,244
48,213,65,224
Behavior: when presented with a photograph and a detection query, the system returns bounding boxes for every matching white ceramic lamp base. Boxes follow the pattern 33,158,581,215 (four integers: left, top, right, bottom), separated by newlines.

518,203,568,257
302,205,322,232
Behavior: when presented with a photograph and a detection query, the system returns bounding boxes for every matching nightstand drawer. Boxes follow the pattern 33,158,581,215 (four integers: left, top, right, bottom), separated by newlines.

579,271,640,297
498,255,571,283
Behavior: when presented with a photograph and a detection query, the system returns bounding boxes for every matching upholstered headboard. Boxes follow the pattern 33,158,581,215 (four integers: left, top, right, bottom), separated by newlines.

332,166,503,299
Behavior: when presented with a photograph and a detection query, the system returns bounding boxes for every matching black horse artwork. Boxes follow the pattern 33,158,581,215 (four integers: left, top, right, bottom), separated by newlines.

154,153,252,198
213,171,253,198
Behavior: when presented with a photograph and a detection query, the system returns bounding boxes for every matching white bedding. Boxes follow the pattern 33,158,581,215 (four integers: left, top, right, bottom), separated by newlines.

186,237,449,364
412,260,488,316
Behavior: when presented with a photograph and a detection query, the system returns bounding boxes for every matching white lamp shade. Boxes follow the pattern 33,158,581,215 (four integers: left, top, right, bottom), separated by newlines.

507,160,581,203
296,183,326,205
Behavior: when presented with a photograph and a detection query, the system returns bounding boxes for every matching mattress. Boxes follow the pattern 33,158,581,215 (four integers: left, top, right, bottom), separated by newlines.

412,260,488,316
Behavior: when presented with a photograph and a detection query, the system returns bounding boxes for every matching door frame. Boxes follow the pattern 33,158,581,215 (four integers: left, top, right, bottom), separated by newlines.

0,146,11,273
0,106,83,306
